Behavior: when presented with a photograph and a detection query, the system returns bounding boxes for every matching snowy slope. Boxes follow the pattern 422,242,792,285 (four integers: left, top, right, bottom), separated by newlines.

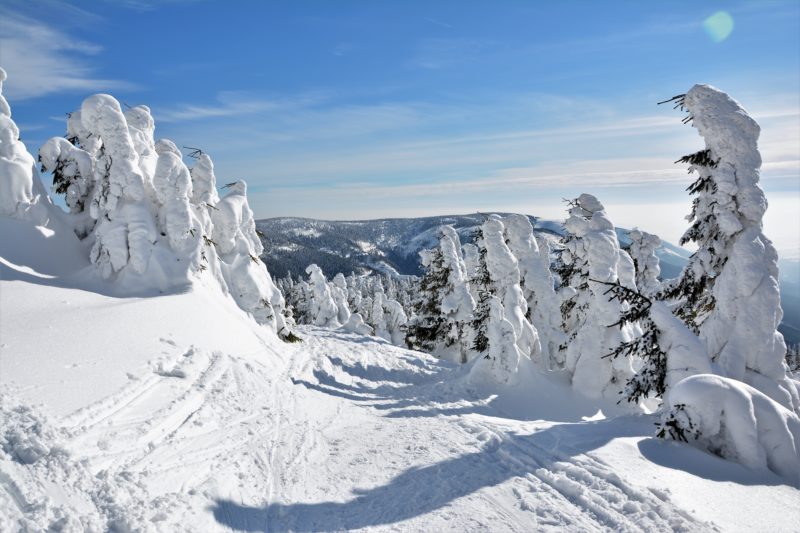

2,217,799,532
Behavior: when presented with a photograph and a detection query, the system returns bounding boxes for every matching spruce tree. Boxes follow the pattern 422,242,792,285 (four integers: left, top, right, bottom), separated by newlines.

659,86,798,412
405,246,448,352
470,227,493,356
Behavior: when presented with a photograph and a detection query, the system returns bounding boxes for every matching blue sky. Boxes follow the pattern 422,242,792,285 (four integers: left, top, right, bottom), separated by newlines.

1,0,798,255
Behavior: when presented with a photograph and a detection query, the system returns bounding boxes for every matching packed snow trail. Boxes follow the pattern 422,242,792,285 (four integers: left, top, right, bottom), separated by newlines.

205,328,708,533
2,272,800,530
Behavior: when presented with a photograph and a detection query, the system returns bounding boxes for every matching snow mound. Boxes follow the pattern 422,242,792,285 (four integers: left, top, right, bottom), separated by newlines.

662,374,800,485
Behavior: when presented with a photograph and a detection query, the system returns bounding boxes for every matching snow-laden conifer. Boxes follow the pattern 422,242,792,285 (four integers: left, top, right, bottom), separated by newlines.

556,194,635,399
503,214,564,367
331,273,352,325
469,295,524,385
480,215,540,361
212,181,288,334
593,279,710,404
661,85,798,412
0,68,48,224
304,264,340,328
371,290,408,345
152,141,201,264
659,374,800,484
627,228,662,297
406,226,475,361
80,94,158,279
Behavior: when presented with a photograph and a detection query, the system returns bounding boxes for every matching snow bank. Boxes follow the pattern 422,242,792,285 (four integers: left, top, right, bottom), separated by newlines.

662,374,800,485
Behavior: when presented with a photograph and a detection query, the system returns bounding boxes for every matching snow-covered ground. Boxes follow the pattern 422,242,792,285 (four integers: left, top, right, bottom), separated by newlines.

2,219,799,532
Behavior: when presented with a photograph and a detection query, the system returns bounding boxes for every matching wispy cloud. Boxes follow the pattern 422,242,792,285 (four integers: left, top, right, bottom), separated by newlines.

425,18,453,29
155,92,300,123
99,0,206,12
408,38,497,70
0,8,134,100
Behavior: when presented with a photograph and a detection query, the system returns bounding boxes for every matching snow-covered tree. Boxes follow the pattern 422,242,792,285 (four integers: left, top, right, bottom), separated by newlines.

594,279,710,404
152,141,202,266
330,273,352,325
80,95,158,279
23,85,293,338
627,228,662,297
212,180,289,335
480,215,540,361
406,226,475,361
288,279,313,324
658,374,800,484
660,86,798,412
371,290,408,345
345,272,363,310
406,240,449,353
341,312,374,336
0,68,48,225
461,242,481,304
470,228,492,357
124,105,158,184
304,264,340,328
555,195,635,399
503,214,564,367
469,296,524,385
469,216,541,382
38,135,94,235
787,344,800,373
190,152,220,207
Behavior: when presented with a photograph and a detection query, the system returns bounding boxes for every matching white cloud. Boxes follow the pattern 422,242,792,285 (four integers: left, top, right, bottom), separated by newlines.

0,9,134,100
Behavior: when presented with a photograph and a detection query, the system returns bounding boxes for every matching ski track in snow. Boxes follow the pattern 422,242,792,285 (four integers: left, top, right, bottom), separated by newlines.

0,324,746,531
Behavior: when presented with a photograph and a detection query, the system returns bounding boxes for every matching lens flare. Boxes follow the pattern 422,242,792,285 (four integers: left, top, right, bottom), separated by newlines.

703,11,735,42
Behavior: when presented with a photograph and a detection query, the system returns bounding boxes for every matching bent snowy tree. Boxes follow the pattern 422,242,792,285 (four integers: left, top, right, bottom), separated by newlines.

660,85,799,414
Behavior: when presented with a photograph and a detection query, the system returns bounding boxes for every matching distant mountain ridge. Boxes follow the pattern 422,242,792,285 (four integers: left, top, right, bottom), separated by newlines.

255,214,690,280
256,214,799,345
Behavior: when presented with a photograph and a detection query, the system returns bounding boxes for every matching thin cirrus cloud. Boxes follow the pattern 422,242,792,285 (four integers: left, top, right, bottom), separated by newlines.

0,9,134,100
